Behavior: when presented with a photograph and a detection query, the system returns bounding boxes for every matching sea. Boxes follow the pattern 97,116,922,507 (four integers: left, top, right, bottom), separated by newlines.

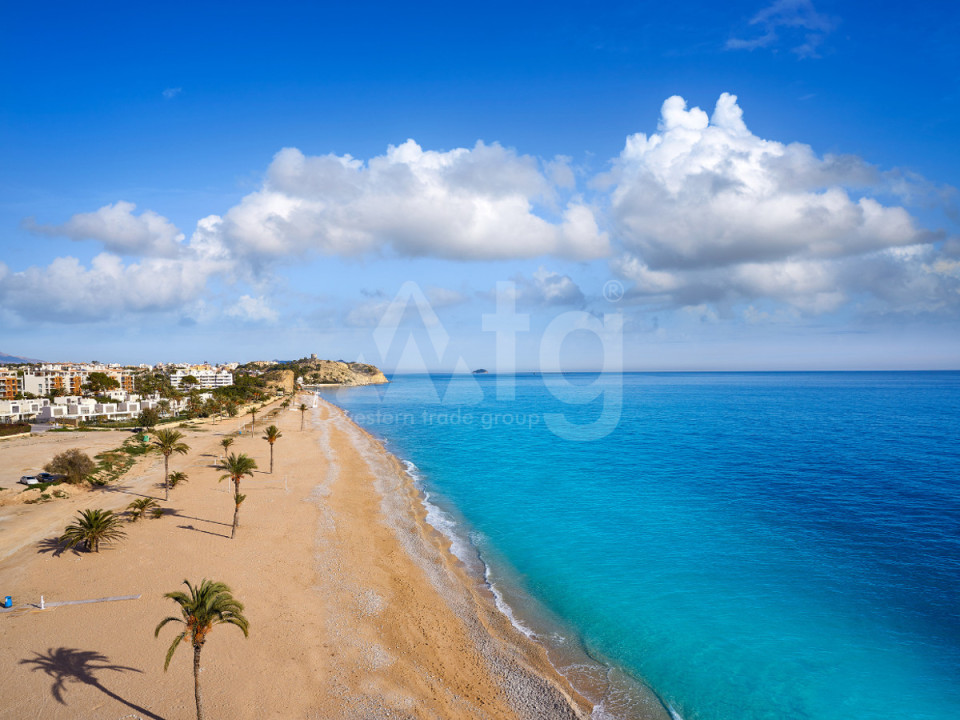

319,372,960,720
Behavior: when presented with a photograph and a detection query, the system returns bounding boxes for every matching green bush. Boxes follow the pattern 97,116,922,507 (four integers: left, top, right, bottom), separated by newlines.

45,449,97,484
0,422,30,437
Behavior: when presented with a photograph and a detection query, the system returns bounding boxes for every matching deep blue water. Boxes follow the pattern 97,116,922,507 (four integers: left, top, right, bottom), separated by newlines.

320,372,960,720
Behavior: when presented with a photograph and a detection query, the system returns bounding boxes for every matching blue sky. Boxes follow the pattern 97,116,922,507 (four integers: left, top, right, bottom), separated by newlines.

1,0,959,370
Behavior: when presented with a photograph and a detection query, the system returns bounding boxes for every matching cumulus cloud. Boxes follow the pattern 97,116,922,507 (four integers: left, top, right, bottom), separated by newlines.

163,87,182,99
0,253,220,323
344,284,465,329
27,201,185,257
226,295,279,323
426,286,467,308
8,97,957,327
608,94,958,316
212,140,609,262
485,267,586,308
0,217,234,323
531,266,585,305
609,94,934,271
344,299,393,328
727,0,837,58
616,245,960,318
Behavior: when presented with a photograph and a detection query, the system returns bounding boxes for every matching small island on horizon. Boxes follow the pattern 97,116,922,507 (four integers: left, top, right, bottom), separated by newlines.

472,369,488,374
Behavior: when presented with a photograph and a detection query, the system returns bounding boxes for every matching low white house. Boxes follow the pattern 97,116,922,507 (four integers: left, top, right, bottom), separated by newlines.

38,397,149,423
29,389,214,424
0,398,50,423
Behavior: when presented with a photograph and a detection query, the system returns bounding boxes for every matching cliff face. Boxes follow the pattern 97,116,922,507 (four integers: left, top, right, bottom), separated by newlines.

299,360,388,386
262,369,296,394
249,358,388,388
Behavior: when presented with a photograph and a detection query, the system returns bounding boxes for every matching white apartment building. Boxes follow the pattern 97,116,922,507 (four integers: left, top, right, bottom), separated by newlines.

19,363,139,395
20,369,87,396
170,368,233,389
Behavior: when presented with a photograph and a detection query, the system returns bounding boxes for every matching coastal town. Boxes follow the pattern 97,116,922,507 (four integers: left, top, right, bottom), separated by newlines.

0,362,240,427
0,356,388,429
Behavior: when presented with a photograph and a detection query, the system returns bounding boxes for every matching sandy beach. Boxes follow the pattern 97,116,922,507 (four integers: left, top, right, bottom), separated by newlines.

0,396,593,719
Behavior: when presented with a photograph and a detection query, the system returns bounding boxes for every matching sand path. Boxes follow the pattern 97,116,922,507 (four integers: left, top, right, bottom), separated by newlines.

0,396,591,719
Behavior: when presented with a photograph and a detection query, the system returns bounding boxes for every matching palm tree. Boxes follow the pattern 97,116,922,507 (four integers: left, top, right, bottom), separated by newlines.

169,471,188,488
127,497,160,521
152,428,190,501
299,403,307,431
220,437,234,456
247,407,257,432
155,579,249,720
219,453,257,539
186,392,203,418
60,509,126,553
262,425,282,473
232,491,246,532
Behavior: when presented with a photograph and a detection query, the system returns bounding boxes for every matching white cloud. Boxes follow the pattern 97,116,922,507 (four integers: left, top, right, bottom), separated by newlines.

226,295,279,323
615,245,960,317
27,201,185,257
0,252,220,323
425,286,467,308
213,141,609,262
610,94,934,272
727,0,837,58
485,267,585,308
531,266,585,305
8,94,957,329
344,299,392,328
163,87,182,100
608,93,958,316
0,217,235,323
343,284,466,328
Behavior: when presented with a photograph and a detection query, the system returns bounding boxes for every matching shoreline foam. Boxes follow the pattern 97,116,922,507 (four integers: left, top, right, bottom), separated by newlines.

324,396,674,720
318,397,594,718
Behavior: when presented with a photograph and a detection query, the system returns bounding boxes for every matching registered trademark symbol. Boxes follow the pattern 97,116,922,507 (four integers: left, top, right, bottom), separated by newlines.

603,280,624,302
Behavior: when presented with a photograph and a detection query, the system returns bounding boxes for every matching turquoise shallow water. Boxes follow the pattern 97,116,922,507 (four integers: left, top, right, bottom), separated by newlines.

321,372,960,720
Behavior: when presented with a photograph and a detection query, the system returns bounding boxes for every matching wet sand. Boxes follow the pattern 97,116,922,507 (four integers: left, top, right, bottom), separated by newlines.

0,396,592,719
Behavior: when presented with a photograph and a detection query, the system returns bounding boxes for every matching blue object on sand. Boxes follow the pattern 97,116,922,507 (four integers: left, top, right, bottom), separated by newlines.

3,596,11,608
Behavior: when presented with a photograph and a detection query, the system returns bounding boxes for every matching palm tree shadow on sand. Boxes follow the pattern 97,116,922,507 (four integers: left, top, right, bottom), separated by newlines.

36,536,77,557
20,647,165,720
176,524,231,539
167,509,232,528
101,483,164,502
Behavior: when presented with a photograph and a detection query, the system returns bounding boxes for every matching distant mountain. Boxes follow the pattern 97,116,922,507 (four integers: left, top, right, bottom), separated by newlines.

0,351,41,364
